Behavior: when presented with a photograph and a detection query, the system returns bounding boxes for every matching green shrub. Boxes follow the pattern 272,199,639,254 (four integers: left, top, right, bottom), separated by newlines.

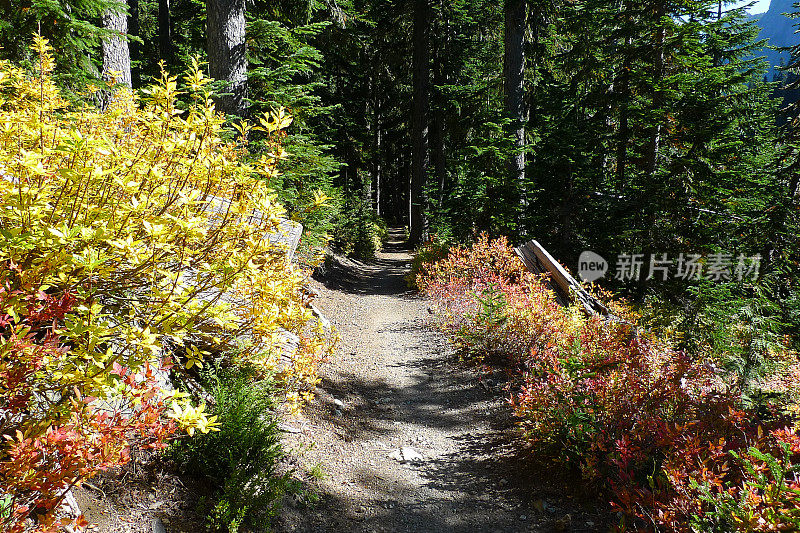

331,198,387,260
170,366,295,532
406,238,452,289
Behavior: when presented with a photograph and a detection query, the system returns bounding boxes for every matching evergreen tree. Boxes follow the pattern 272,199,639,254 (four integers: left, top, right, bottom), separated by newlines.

410,0,431,245
206,0,247,115
503,0,525,224
0,0,120,93
102,0,132,87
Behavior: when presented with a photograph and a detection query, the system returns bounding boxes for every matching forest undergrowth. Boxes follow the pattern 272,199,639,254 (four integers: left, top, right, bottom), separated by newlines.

417,235,800,532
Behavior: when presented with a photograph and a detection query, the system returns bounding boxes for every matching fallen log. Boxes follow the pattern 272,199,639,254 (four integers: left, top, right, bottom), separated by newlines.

515,240,615,319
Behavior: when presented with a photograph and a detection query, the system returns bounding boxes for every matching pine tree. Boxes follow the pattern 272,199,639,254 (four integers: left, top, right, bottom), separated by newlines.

503,0,525,223
410,0,431,245
0,0,120,94
102,0,132,87
206,0,247,115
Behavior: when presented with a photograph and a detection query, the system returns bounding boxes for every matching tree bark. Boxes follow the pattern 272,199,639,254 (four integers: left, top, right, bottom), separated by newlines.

102,1,132,88
410,0,430,245
372,59,383,216
431,0,448,210
158,0,173,62
644,2,666,180
504,0,526,215
616,35,632,187
128,0,140,86
206,0,247,116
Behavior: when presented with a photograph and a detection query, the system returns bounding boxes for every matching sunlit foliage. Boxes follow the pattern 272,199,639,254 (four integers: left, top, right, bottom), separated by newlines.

0,36,334,530
420,236,800,532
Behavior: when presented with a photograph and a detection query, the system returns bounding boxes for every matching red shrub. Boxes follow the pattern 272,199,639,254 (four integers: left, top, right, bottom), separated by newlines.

0,276,177,532
421,236,800,532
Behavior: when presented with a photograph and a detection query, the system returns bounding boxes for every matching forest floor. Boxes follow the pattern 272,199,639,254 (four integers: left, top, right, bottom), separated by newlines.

275,231,607,533
72,230,609,532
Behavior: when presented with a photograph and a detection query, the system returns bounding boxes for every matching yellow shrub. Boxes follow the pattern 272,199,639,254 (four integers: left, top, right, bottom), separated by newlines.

0,36,333,430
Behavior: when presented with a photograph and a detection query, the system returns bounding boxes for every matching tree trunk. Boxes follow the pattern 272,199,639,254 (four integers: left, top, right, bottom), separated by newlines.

372,61,383,216
375,120,382,216
640,2,666,259
206,0,247,116
616,36,632,187
128,0,140,86
504,0,526,217
431,1,448,210
158,0,173,62
410,0,430,245
102,1,132,88
644,2,666,180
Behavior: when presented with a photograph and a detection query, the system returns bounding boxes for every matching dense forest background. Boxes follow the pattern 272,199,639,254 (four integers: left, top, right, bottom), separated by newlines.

2,0,799,389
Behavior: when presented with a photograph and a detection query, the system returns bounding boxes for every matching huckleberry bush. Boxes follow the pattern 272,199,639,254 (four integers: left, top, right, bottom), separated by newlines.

0,37,334,531
418,236,800,531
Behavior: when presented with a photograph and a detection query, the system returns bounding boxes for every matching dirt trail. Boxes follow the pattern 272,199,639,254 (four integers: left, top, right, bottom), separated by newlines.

277,231,603,533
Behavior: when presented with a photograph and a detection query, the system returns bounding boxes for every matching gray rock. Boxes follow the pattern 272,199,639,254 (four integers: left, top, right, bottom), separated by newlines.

389,446,424,463
278,422,303,433
59,489,81,518
151,517,167,533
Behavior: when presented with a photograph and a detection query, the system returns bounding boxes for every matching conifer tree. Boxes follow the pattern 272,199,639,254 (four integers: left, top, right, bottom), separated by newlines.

503,0,525,221
102,0,132,87
410,0,431,245
0,0,119,93
207,0,247,115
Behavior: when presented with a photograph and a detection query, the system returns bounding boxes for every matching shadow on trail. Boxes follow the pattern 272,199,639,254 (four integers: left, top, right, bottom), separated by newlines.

314,229,413,296
282,228,609,532
317,358,491,444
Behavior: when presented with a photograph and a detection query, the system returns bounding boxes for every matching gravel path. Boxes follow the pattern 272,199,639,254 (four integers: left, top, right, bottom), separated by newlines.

277,233,604,533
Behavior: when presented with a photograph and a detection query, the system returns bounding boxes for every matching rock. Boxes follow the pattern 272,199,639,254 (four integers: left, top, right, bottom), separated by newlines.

59,489,81,518
333,398,345,408
389,446,424,463
151,517,167,533
278,422,303,433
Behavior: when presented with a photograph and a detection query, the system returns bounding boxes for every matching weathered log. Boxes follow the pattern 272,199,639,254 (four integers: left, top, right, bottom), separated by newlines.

515,240,614,319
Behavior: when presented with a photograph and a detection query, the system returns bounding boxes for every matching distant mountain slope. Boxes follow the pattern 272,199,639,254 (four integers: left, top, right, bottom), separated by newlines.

750,0,797,74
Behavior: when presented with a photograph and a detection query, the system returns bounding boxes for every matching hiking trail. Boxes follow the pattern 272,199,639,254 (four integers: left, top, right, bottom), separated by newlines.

277,230,603,533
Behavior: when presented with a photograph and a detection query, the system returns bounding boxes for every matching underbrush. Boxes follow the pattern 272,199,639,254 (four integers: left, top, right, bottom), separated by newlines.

405,238,452,289
169,366,296,532
0,38,332,531
418,235,800,531
331,197,388,260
